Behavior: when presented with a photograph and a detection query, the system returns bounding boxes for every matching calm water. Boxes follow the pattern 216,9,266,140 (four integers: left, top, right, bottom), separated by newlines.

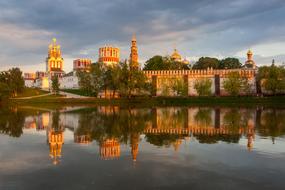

1,105,285,190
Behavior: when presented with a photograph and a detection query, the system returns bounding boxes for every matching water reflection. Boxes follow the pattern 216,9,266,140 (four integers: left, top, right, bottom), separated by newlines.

1,106,285,165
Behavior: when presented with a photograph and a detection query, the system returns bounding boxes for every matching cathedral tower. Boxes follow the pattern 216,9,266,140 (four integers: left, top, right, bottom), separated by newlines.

46,38,64,78
129,35,139,70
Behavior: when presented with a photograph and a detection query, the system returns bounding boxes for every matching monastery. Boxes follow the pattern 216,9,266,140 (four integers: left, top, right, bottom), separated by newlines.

24,36,258,96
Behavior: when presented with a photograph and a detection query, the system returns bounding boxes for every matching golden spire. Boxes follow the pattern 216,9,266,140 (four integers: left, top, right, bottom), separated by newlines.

52,38,57,44
132,33,136,41
247,49,253,55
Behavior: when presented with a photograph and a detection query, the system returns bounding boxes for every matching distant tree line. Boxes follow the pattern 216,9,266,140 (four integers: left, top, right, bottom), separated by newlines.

143,55,190,70
192,57,242,70
143,55,242,70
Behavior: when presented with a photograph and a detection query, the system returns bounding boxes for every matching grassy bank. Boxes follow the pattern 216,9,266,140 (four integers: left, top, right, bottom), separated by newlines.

9,95,285,108
60,89,93,97
16,88,48,98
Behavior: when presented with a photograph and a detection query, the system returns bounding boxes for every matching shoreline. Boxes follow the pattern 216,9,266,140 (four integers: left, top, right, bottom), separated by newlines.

8,96,285,108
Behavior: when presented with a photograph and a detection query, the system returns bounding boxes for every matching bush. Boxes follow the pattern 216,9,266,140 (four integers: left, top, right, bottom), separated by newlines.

194,78,212,96
223,72,243,96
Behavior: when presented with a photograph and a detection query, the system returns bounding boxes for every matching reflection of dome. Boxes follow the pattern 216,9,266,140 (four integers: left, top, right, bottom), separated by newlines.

171,49,182,61
173,139,182,151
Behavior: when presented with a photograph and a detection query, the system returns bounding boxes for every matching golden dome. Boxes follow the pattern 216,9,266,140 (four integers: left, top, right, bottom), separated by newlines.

171,49,182,61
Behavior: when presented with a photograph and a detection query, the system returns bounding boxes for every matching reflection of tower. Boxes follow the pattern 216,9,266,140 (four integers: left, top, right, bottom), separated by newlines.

130,133,140,162
99,138,120,160
173,139,182,151
47,128,64,165
247,120,255,151
129,34,139,70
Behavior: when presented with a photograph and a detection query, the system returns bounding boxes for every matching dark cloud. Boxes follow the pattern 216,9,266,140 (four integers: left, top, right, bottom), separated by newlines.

0,0,285,71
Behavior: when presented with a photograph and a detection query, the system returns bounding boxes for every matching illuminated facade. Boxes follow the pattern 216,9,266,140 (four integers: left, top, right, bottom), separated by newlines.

46,38,64,78
98,46,120,65
24,73,36,87
73,59,92,71
129,35,139,70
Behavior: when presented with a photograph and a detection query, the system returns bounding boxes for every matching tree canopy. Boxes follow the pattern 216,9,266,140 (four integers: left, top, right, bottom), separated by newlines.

0,67,24,100
194,78,212,96
77,62,151,98
219,58,242,69
192,57,242,70
257,65,285,95
223,72,244,96
192,57,220,69
144,55,190,70
51,76,60,95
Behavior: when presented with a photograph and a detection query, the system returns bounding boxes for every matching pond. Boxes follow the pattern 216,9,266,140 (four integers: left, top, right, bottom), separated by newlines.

0,105,285,190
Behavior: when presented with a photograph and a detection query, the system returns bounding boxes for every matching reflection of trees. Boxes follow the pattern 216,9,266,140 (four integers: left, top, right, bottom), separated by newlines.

223,109,252,131
158,108,187,129
258,109,285,140
145,133,187,147
194,108,212,127
194,134,241,144
74,107,152,145
0,107,25,137
51,110,61,130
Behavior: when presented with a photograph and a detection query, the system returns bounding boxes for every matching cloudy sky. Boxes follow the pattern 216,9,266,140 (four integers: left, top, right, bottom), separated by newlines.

0,0,285,72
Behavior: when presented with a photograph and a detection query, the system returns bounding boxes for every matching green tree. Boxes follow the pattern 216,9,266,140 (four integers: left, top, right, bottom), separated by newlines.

77,63,105,96
90,63,105,96
77,70,93,95
144,55,165,70
118,62,150,97
257,65,285,95
144,55,190,70
8,68,24,97
0,68,24,97
192,57,220,69
51,76,60,95
223,72,243,96
0,82,10,102
171,78,188,96
219,58,242,69
194,78,212,96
